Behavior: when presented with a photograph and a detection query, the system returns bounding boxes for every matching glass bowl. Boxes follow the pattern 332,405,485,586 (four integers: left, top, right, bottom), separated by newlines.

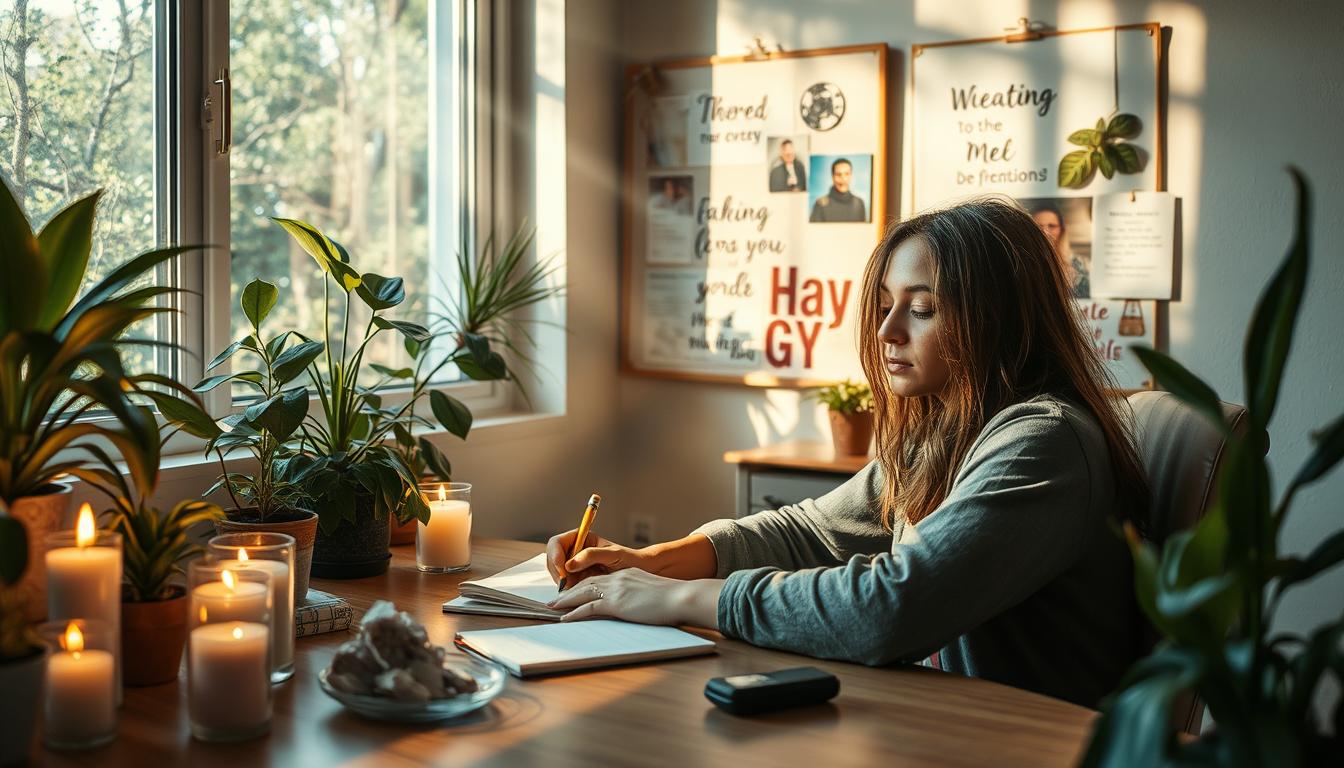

319,654,507,722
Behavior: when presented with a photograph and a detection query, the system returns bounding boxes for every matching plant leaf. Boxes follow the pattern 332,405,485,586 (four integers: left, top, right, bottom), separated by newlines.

1132,346,1228,433
417,437,453,482
355,272,406,310
0,175,43,335
1098,145,1117,179
1058,150,1092,189
205,338,249,372
140,391,222,440
1106,113,1142,139
244,387,309,441
1277,529,1344,595
35,189,102,330
1287,413,1344,494
370,363,413,379
271,340,325,385
240,279,279,329
194,371,263,392
429,390,473,439
372,317,432,343
1068,128,1101,147
1243,168,1309,430
1112,143,1142,174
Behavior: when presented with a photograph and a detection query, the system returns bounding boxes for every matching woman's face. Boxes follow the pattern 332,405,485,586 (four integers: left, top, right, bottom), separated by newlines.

1032,210,1063,246
877,237,951,398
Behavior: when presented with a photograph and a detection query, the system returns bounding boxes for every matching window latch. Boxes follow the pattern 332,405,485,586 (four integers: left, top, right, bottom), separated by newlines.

203,67,231,156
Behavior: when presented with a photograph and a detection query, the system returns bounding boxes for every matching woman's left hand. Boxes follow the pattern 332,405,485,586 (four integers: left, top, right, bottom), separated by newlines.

547,569,723,629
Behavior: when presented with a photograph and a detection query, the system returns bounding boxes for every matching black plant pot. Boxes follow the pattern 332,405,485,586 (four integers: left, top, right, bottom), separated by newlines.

311,493,391,579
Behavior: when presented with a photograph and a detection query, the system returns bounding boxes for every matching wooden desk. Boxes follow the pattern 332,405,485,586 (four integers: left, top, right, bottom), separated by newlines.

34,539,1097,767
724,441,872,517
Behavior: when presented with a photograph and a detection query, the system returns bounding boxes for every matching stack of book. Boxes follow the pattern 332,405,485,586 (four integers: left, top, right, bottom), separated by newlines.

296,589,354,637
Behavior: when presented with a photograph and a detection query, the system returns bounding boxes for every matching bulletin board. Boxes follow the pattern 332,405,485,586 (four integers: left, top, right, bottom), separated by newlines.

911,23,1166,390
622,44,889,387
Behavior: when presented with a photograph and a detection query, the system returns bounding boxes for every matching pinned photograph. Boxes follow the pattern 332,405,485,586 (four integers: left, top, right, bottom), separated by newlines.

1019,197,1092,298
808,154,871,223
645,96,689,168
766,135,809,193
646,175,696,265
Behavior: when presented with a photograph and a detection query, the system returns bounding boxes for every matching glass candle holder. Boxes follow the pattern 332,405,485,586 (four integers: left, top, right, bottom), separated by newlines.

416,482,472,573
187,561,273,742
206,532,296,683
44,506,123,703
39,618,117,750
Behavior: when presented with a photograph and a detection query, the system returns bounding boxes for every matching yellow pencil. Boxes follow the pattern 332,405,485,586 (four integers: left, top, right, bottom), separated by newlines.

557,493,601,591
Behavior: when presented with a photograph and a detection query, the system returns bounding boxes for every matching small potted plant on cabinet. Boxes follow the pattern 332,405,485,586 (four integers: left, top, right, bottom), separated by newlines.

813,379,875,456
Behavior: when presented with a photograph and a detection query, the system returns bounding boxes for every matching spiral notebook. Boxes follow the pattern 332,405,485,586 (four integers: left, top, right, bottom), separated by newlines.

454,620,717,677
442,553,566,621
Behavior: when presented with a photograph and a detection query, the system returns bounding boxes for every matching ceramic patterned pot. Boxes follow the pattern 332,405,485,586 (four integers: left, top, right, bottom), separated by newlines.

214,508,319,602
9,482,74,622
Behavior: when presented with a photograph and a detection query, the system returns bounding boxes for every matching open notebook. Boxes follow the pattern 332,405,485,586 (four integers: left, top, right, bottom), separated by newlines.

442,553,565,620
455,620,716,677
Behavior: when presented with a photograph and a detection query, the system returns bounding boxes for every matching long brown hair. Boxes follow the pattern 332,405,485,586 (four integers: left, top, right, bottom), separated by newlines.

857,198,1148,529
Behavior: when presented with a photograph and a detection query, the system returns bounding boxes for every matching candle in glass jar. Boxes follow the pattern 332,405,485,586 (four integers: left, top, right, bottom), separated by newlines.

211,549,292,674
45,504,121,699
191,568,269,624
188,622,271,737
45,623,116,748
418,484,471,569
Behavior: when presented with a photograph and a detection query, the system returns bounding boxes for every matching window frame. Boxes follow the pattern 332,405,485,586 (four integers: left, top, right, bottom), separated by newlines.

143,0,511,459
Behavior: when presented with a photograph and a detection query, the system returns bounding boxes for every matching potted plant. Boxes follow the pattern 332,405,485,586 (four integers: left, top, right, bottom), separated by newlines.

0,179,203,620
187,278,324,599
387,224,562,544
70,445,223,686
812,379,874,456
1082,169,1343,766
0,513,44,764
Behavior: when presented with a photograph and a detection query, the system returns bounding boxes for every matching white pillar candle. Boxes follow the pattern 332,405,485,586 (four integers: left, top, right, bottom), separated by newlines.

44,623,116,748
191,571,269,625
213,554,293,674
46,505,122,702
188,622,271,737
418,497,471,568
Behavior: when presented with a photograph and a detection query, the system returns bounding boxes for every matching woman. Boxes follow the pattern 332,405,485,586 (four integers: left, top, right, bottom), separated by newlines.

547,199,1149,707
1028,202,1091,298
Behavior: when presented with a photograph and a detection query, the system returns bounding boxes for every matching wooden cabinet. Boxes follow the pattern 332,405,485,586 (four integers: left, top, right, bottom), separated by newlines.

723,442,872,518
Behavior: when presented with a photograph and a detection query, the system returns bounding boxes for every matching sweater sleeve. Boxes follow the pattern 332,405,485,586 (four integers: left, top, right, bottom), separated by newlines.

690,461,893,577
714,411,1104,666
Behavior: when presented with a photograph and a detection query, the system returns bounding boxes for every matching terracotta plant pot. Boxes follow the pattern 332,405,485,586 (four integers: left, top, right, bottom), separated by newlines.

0,646,46,764
312,492,391,579
214,508,319,602
9,482,73,622
121,586,188,686
390,516,417,546
828,410,874,456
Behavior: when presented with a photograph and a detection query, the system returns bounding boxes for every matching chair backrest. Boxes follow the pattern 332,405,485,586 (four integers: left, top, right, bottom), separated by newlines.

1125,390,1252,736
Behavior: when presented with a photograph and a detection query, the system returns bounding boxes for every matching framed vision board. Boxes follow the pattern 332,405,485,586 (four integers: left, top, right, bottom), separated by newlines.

622,43,889,387
910,22,1167,390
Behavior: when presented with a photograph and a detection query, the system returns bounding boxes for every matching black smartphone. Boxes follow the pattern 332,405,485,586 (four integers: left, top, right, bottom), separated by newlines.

704,666,840,716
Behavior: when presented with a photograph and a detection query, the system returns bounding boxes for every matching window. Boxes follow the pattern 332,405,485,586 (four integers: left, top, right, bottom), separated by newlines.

1,0,502,444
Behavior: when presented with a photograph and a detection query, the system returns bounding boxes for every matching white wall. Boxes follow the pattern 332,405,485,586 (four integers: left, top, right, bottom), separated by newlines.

608,0,1344,712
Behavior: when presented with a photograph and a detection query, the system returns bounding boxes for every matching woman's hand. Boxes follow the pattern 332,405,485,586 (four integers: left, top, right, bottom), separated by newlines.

547,569,724,629
545,528,657,586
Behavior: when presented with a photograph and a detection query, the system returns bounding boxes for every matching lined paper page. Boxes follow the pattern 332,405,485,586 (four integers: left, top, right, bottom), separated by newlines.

457,554,558,606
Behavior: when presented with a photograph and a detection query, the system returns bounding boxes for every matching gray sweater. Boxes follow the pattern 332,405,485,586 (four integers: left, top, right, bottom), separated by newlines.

692,396,1143,708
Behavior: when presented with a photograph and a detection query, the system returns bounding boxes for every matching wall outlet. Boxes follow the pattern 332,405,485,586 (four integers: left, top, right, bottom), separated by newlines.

630,515,655,548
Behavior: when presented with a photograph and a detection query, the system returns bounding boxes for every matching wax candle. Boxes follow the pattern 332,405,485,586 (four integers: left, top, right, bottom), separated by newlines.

417,483,471,571
44,622,116,749
212,549,293,678
45,504,122,702
188,622,271,740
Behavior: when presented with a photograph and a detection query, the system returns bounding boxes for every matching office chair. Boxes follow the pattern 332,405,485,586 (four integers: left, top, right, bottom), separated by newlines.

1126,390,1255,735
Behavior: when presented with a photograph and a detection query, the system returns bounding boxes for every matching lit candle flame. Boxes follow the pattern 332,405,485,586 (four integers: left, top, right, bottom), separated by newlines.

221,568,237,591
75,503,96,548
437,483,446,502
231,626,243,640
238,549,250,563
64,622,84,656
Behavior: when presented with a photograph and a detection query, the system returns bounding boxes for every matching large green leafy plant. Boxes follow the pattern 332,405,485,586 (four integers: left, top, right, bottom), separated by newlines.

271,218,524,535
1083,169,1343,766
0,179,202,505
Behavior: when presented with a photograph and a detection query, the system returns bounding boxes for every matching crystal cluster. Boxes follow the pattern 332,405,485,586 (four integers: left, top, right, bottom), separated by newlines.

327,600,479,701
